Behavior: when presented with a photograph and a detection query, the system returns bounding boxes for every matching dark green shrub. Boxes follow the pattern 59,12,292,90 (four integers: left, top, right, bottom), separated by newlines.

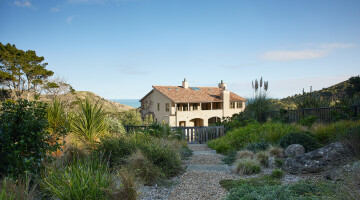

180,147,193,160
220,175,281,191
140,143,183,177
279,132,320,152
246,140,270,152
0,99,61,177
271,169,284,179
95,136,136,167
225,184,295,200
297,115,318,127
221,150,237,165
341,125,360,158
275,158,284,168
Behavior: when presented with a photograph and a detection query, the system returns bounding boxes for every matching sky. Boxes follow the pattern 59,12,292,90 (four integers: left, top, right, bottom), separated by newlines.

1,0,359,99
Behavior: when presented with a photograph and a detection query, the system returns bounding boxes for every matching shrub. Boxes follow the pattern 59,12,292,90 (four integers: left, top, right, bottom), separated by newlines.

222,150,237,165
268,146,284,158
279,132,320,152
208,122,301,153
139,142,183,177
180,147,193,160
341,125,360,158
0,174,39,200
40,155,121,200
233,158,261,175
126,150,163,185
118,169,137,200
0,99,61,177
96,136,136,167
298,115,318,127
105,116,126,135
236,150,254,160
275,158,284,168
311,120,360,145
255,151,269,167
246,140,270,152
271,169,284,179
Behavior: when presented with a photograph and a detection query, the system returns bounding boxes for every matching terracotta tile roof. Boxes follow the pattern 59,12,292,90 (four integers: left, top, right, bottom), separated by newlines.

152,86,247,103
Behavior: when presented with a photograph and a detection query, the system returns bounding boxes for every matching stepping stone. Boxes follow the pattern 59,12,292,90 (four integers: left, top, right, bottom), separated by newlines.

193,150,217,155
187,164,231,173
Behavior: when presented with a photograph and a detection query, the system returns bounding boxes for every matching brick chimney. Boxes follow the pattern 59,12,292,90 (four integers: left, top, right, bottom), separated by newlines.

182,78,188,89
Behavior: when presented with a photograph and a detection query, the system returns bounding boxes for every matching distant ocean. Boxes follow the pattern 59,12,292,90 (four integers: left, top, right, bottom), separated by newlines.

109,99,140,108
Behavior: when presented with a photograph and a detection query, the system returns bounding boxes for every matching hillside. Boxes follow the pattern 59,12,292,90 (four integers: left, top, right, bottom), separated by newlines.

278,77,356,109
39,91,134,113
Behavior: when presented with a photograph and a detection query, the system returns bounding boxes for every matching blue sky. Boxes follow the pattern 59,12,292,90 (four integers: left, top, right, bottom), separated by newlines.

1,0,359,99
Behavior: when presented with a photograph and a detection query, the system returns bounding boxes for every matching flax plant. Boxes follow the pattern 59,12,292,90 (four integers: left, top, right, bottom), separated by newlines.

71,99,107,147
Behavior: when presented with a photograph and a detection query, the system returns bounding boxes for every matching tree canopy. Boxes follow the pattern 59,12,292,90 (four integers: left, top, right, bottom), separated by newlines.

0,43,54,99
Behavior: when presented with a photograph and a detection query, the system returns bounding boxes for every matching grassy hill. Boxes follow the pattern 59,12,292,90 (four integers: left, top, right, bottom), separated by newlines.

39,91,134,114
277,77,356,109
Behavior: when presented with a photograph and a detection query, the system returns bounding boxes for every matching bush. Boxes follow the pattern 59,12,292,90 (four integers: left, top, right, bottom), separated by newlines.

105,116,126,135
233,158,261,175
255,151,269,167
275,158,284,168
246,140,270,152
208,122,301,153
271,169,284,179
222,150,237,165
126,150,163,185
311,120,360,145
341,125,360,158
279,132,320,152
225,184,295,200
180,147,193,160
268,146,284,158
0,99,61,177
220,175,281,191
236,150,254,160
40,155,121,200
297,115,318,127
95,136,136,167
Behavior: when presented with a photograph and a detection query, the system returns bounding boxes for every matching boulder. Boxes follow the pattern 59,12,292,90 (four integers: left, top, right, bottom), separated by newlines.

284,144,305,157
283,142,351,174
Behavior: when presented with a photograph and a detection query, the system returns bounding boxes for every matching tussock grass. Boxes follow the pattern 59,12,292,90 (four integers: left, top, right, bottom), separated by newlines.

236,150,254,160
268,146,284,158
254,151,269,167
233,158,261,175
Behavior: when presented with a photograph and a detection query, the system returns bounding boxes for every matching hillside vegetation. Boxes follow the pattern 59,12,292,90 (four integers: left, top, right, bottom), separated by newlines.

39,91,134,114
275,76,359,109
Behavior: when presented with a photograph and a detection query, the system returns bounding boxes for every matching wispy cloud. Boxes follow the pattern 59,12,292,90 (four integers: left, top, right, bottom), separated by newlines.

66,16,74,24
14,0,35,9
67,0,138,5
120,67,148,75
263,43,356,61
50,6,60,13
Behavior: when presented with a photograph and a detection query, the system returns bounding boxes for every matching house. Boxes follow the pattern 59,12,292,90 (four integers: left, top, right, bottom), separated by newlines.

139,79,247,127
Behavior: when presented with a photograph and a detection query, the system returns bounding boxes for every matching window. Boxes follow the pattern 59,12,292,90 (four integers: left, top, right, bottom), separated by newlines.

230,102,236,109
166,103,170,112
201,103,211,110
237,102,243,108
157,103,160,111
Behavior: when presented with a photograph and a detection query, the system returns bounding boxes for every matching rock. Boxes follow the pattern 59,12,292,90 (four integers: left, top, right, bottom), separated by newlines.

268,157,276,168
283,142,351,174
285,144,305,157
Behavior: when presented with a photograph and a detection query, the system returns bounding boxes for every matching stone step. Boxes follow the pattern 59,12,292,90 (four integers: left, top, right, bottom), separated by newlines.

187,164,231,173
192,150,217,155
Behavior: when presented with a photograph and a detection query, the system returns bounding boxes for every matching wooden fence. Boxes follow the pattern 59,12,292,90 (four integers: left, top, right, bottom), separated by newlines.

263,105,360,124
124,125,225,144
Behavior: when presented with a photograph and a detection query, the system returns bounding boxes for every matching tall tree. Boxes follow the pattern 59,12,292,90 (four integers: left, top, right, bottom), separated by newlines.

0,43,54,99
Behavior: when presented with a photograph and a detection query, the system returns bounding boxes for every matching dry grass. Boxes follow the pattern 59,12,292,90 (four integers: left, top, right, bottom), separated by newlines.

126,150,163,185
233,158,261,175
118,169,137,200
236,150,254,159
255,151,269,167
268,146,284,158
339,162,360,199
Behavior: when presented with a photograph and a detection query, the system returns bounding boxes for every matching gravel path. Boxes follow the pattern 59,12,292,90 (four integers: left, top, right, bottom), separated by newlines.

167,144,238,200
